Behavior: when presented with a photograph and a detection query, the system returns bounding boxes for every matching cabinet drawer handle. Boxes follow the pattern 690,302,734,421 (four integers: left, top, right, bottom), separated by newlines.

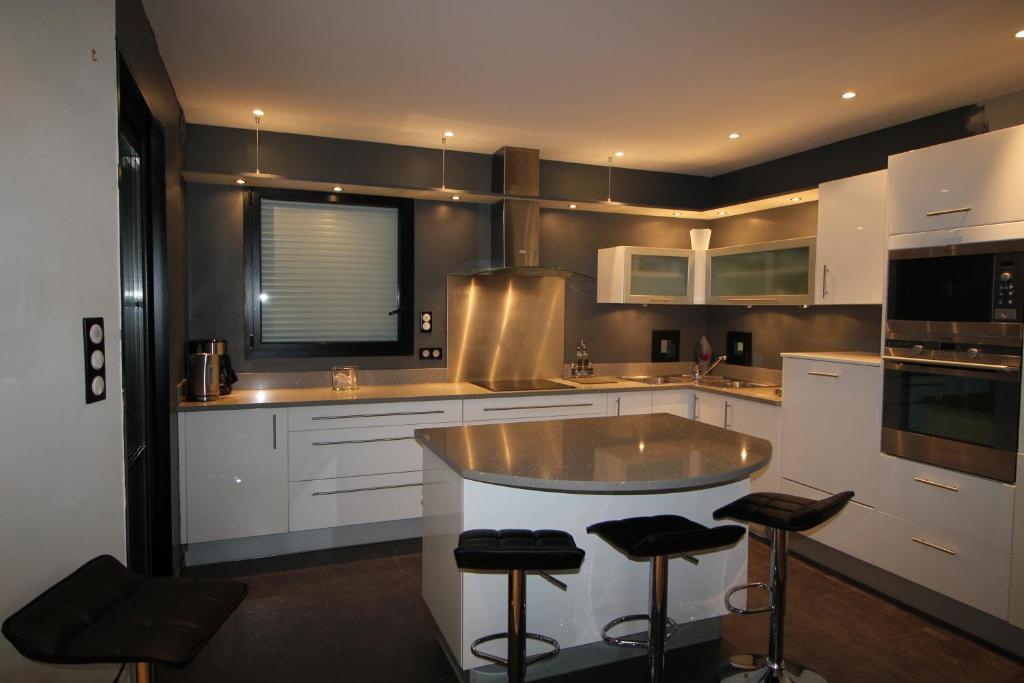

911,537,957,556
693,395,700,419
913,476,959,492
312,482,421,496
312,436,415,447
726,297,779,303
273,414,277,449
925,207,971,217
311,410,445,421
483,402,595,412
821,264,829,299
724,401,731,429
807,371,839,378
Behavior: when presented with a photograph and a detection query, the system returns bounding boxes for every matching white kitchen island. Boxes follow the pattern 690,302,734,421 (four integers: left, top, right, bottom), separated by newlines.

415,413,771,680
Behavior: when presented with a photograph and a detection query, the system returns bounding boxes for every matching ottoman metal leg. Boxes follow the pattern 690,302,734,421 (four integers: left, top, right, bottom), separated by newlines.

721,530,826,682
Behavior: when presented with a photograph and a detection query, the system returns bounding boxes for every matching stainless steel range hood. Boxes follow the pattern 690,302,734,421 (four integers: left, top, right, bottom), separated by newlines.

456,146,593,280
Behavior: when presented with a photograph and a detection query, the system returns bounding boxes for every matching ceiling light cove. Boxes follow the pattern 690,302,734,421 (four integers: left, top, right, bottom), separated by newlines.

728,132,741,139
443,131,455,138
568,203,577,209
235,178,246,184
613,151,625,157
332,186,343,192
841,90,857,100
451,195,460,201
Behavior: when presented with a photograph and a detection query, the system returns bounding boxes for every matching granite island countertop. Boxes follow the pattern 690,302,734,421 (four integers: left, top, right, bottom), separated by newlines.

177,376,782,412
414,413,771,493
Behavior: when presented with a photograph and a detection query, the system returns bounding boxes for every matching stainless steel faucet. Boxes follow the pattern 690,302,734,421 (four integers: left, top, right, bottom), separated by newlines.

693,355,727,384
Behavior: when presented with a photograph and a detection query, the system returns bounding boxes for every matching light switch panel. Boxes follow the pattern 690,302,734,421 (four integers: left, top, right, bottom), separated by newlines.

83,317,106,403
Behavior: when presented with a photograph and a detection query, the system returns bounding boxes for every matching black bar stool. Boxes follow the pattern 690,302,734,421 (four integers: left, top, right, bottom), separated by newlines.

2,555,246,682
454,529,585,683
587,515,746,683
714,491,854,683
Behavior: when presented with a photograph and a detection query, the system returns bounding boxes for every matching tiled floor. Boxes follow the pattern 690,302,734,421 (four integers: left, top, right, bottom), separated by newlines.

160,538,1024,682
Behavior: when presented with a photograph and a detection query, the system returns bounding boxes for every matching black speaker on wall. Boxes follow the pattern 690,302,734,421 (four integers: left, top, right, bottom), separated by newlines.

726,330,752,366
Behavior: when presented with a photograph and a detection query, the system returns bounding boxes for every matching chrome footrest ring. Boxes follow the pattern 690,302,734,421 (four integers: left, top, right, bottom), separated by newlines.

600,614,679,649
470,632,560,667
725,582,772,615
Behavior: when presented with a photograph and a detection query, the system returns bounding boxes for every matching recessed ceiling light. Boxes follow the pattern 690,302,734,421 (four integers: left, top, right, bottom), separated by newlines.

717,211,728,216
841,91,857,100
614,151,625,157
790,196,802,202
672,211,681,217
728,132,741,140
235,178,246,184
333,186,343,192
451,195,460,201
443,130,455,138
1015,29,1024,38
568,203,577,209
252,108,264,117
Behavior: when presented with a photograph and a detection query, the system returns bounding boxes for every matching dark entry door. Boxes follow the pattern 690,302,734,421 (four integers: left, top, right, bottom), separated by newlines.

118,58,172,575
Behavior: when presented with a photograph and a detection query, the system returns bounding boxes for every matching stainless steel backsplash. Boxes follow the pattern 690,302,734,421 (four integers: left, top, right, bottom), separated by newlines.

447,274,565,382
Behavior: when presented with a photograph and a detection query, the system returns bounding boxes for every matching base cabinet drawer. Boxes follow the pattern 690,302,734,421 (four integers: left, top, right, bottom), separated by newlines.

289,425,423,481
607,391,653,416
288,400,462,431
289,471,423,532
782,478,873,563
875,453,1014,553
462,394,606,422
874,511,1010,619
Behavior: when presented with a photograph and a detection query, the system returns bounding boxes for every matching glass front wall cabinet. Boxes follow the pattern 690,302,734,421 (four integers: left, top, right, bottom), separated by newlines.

706,236,816,305
597,246,694,304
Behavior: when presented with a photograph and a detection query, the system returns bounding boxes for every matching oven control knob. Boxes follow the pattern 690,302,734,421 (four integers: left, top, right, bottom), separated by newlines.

912,344,924,355
1001,271,1013,282
966,347,980,359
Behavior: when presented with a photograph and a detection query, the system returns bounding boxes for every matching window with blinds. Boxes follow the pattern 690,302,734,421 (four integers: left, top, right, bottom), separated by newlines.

246,190,414,356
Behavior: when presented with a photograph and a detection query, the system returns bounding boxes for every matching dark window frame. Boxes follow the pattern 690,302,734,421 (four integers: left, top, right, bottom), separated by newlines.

243,188,414,358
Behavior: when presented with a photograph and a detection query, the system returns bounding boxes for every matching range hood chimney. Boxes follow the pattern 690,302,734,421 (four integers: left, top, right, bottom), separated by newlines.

456,147,592,279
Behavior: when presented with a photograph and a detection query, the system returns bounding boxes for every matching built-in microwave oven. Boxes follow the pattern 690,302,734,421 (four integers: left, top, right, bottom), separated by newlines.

883,239,1023,483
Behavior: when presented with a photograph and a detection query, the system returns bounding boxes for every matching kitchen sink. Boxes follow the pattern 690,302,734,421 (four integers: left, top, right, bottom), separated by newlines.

619,375,690,385
696,376,779,389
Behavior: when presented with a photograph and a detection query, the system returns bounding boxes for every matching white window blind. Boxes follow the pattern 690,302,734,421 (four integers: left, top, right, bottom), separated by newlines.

260,199,400,343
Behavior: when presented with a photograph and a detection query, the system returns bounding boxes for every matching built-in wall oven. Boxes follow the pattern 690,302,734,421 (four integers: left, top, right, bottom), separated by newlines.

882,240,1024,483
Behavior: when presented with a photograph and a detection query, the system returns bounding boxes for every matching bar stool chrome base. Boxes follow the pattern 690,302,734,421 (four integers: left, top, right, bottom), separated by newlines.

720,656,827,682
471,631,560,667
601,613,679,648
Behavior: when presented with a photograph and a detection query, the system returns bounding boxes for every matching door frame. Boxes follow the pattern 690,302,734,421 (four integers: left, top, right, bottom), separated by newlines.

117,54,173,575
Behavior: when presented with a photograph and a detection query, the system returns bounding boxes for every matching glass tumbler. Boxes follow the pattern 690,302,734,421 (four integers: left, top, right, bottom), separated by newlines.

332,366,359,391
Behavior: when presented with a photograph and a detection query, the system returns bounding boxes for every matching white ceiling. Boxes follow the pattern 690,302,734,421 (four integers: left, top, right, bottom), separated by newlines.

143,0,1024,175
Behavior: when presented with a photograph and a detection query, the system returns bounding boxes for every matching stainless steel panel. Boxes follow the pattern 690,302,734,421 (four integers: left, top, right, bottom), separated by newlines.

502,199,540,268
447,275,565,382
888,238,1024,261
885,319,1022,346
881,428,1016,484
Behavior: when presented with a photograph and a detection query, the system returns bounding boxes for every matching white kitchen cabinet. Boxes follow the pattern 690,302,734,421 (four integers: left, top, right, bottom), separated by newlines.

289,424,424,482
692,391,780,494
183,408,288,544
874,453,1015,553
289,471,423,532
597,246,695,305
652,390,693,418
874,511,1011,619
815,170,887,304
780,356,880,505
289,399,461,431
888,123,1024,236
607,391,653,416
706,237,816,305
782,478,873,563
463,393,607,423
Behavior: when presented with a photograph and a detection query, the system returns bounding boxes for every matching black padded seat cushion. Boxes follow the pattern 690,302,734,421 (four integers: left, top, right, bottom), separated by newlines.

587,515,745,558
713,491,855,532
2,555,247,667
454,529,585,571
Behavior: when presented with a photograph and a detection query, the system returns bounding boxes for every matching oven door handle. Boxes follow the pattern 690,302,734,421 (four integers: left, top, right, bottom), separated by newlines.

885,358,1021,382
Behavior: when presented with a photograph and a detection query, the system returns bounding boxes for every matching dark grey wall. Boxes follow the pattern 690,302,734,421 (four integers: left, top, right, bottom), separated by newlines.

540,210,707,363
705,305,882,370
187,184,490,372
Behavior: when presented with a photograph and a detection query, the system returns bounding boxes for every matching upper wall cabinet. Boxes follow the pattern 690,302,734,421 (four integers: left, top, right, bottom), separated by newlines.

705,236,816,305
816,170,887,305
888,124,1024,236
597,246,695,305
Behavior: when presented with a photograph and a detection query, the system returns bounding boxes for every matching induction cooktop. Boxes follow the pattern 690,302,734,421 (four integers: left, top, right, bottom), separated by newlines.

471,379,573,392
